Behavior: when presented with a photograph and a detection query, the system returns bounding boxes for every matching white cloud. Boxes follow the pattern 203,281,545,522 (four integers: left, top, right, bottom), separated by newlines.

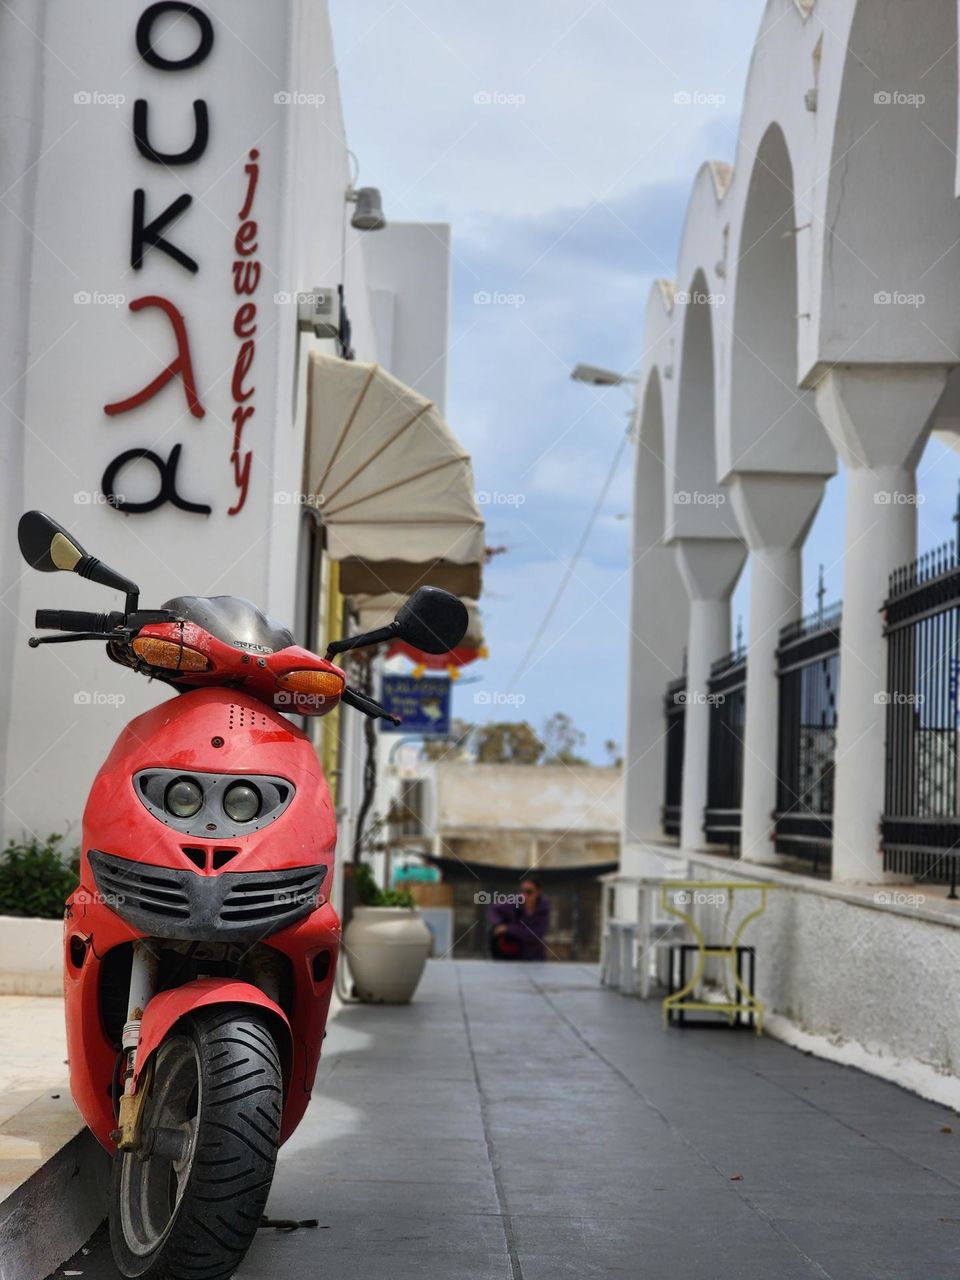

331,0,768,219
327,0,776,756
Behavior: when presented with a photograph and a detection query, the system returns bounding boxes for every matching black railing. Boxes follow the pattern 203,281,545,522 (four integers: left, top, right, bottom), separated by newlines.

661,675,686,840
882,542,960,892
704,649,746,849
774,603,841,873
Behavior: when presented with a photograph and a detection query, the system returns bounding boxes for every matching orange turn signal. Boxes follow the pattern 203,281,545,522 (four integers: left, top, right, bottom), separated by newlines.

276,669,345,697
132,636,210,672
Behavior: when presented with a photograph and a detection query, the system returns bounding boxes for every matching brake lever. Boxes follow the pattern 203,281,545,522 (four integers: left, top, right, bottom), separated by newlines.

28,631,130,648
341,685,401,725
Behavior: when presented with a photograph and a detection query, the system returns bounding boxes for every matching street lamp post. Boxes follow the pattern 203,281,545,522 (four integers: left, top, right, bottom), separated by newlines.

570,363,640,388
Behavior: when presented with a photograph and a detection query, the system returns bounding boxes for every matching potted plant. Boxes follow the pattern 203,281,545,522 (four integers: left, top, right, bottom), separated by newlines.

0,834,79,994
342,863,433,1003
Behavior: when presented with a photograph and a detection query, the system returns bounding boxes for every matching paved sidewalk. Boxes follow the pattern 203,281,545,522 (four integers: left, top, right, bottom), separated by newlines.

0,996,78,1201
52,961,960,1279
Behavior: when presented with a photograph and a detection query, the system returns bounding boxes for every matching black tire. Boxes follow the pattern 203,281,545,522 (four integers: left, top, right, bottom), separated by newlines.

109,1006,283,1280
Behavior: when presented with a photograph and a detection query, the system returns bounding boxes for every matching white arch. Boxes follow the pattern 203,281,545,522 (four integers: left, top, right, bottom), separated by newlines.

725,122,833,479
626,0,960,873
622,367,690,858
648,0,960,498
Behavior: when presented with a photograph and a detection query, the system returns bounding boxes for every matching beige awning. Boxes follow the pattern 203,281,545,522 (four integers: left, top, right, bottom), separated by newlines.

354,593,486,652
305,353,485,597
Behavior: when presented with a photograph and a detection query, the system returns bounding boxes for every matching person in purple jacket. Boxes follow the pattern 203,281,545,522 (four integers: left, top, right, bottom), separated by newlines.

488,875,551,961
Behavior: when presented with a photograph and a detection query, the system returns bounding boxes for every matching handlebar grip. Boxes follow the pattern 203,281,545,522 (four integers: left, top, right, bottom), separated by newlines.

35,609,115,633
341,685,401,724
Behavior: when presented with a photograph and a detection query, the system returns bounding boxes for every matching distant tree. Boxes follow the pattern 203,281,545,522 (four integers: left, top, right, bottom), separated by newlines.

604,739,623,768
542,712,588,766
421,718,474,762
475,721,544,764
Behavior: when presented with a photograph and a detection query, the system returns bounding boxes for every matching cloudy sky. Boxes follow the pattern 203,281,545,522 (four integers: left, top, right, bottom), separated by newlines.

329,0,960,761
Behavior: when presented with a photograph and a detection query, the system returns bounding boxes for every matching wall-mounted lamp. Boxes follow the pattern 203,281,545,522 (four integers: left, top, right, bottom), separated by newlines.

346,185,386,231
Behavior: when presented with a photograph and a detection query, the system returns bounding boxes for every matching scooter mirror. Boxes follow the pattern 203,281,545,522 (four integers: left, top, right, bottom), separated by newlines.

393,586,468,655
18,509,141,605
18,510,88,573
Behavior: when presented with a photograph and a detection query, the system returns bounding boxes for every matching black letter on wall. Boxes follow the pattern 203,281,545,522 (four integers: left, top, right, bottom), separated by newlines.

134,99,209,165
131,191,198,273
136,3,214,70
102,444,212,515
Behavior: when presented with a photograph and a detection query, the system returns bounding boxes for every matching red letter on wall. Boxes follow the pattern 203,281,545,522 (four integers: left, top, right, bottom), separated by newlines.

104,295,205,419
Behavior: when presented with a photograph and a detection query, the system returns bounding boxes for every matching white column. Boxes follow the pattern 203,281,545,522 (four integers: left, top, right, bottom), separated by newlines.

815,367,948,882
675,539,746,852
622,438,689,865
728,475,826,864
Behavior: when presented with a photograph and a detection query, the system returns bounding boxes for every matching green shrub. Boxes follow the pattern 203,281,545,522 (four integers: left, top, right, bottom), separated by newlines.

0,834,80,919
355,861,415,909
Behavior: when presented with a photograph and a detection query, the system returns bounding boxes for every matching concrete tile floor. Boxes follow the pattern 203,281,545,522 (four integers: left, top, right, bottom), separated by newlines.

49,960,960,1279
0,997,69,1124
0,995,81,1205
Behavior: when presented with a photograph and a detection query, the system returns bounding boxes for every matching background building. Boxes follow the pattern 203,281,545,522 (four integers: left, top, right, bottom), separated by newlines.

387,759,622,960
0,0,483,918
617,0,960,1110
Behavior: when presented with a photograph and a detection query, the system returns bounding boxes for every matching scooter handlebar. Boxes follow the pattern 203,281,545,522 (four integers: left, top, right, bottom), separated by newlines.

35,609,123,633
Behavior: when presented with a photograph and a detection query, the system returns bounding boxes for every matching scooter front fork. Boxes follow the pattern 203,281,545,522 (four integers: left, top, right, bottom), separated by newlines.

112,940,159,1151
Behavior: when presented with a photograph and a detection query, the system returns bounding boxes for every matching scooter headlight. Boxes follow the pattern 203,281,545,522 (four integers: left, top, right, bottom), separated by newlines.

165,776,203,819
135,769,293,836
223,782,261,823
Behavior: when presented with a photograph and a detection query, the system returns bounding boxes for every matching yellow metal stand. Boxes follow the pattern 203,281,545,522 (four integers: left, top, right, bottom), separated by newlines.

660,881,779,1034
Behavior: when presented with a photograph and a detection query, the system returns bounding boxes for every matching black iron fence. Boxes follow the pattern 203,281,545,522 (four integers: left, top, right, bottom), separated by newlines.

704,650,746,849
774,603,841,872
882,543,960,892
661,675,686,840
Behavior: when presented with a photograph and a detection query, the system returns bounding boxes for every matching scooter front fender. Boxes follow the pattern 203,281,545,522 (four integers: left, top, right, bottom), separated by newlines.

133,977,292,1091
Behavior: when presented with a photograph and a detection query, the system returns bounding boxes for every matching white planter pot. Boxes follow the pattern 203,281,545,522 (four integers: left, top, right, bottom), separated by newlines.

0,914,63,994
343,906,432,1004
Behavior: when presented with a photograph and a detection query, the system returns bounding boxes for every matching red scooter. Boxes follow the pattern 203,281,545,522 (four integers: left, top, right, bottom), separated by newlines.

17,511,466,1280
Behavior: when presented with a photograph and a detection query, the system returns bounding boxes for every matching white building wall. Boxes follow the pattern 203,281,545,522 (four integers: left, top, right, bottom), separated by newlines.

435,762,622,836
0,1,451,853
361,222,451,413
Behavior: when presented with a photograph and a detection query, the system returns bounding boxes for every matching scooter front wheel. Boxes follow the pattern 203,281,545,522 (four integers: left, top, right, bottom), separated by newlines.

109,1006,283,1280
